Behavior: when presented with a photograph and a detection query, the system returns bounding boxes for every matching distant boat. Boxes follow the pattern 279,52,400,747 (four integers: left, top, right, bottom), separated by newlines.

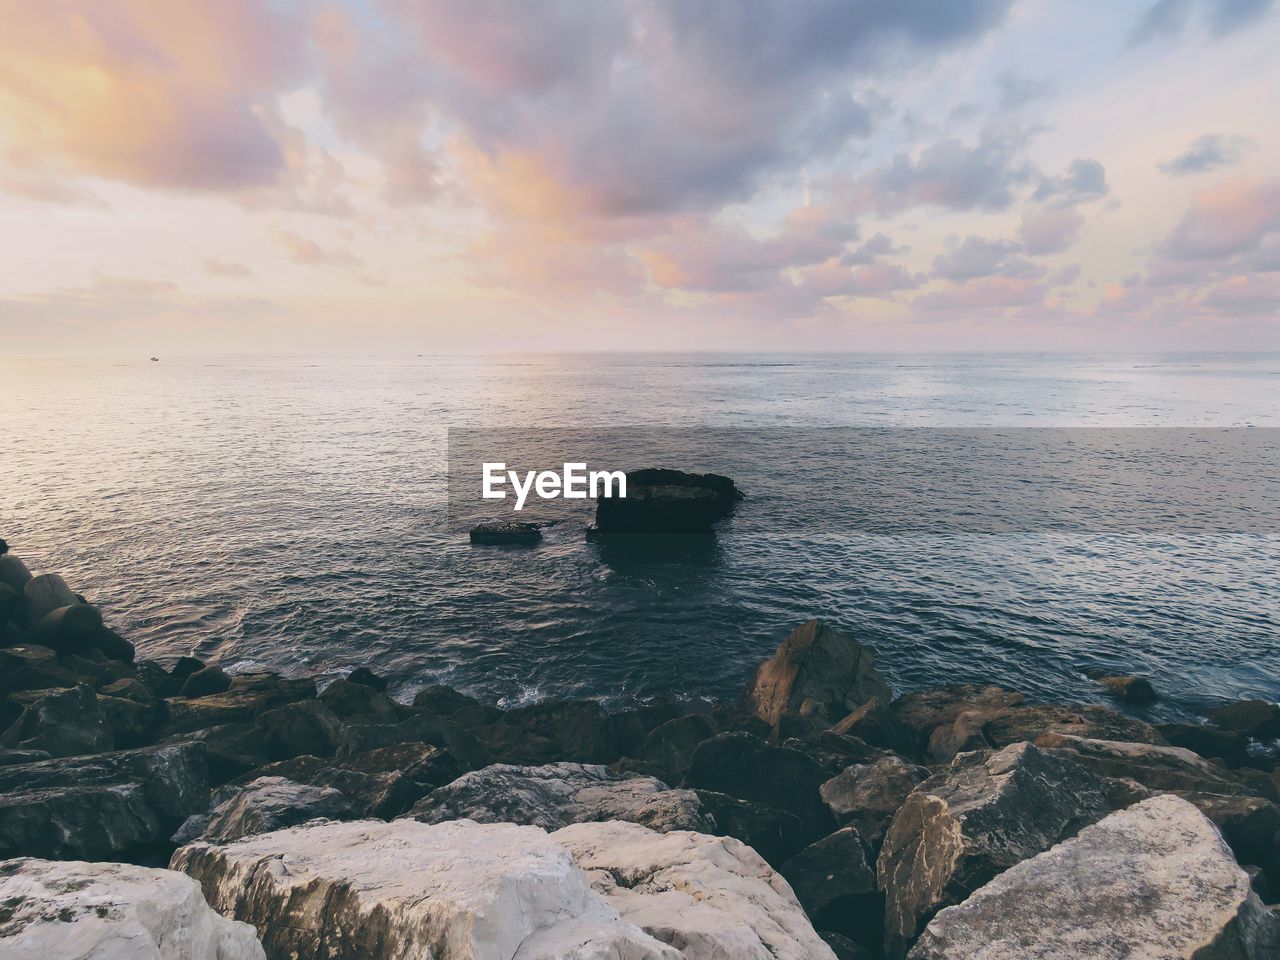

149,357,159,362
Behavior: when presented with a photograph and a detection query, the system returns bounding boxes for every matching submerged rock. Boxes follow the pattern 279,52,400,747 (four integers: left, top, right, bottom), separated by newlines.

0,742,209,860
907,795,1280,959
173,818,680,960
590,468,743,535
0,857,264,960
743,619,892,727
877,742,1110,960
1207,700,1280,739
1086,671,1158,705
469,519,544,544
553,819,839,960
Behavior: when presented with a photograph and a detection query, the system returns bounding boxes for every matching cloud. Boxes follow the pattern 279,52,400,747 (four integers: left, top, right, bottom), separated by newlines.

1201,273,1280,314
911,276,1048,313
931,235,1044,281
1131,0,1274,43
204,259,255,278
1160,177,1280,260
273,229,363,268
1032,158,1108,205
1159,133,1255,175
847,127,1035,215
0,0,304,193
1019,206,1086,254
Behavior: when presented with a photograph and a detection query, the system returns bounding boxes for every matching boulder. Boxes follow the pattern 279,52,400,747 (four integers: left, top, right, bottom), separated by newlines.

136,658,183,697
407,762,705,832
553,818,837,959
100,676,158,702
410,683,501,724
180,665,232,698
0,742,209,860
820,756,930,848
239,755,428,819
0,644,73,694
1159,721,1252,768
1208,700,1280,740
170,656,206,680
832,697,915,754
345,666,388,691
877,742,1110,960
590,468,743,534
99,690,168,747
92,626,136,663
496,698,621,764
743,619,892,728
0,683,112,756
684,731,834,833
469,519,544,544
907,795,1280,959
1035,732,1250,795
780,827,879,947
0,857,264,960
255,699,344,760
337,713,490,772
0,549,33,591
337,740,463,789
176,776,352,844
890,685,1025,746
167,723,272,785
164,675,317,733
1088,672,1158,704
173,818,681,959
639,712,723,777
318,676,402,722
22,573,79,624
927,702,1166,763
1183,793,1280,883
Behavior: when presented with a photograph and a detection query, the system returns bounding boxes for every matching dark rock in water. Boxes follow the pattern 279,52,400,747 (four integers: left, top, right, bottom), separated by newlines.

256,699,344,760
1159,721,1252,769
821,756,929,849
1,683,112,756
781,827,880,952
27,602,104,654
832,696,916,755
238,755,424,819
170,655,205,680
468,520,544,544
1207,699,1280,740
743,619,891,727
906,795,1280,960
496,699,621,764
411,684,502,725
590,468,743,534
320,677,403,723
164,674,317,733
179,665,231,698
91,626,136,663
0,741,209,860
175,775,353,844
135,658,182,698
877,742,1110,960
346,666,389,692
638,712,723,778
1086,670,1158,705
338,713,490,773
684,731,834,835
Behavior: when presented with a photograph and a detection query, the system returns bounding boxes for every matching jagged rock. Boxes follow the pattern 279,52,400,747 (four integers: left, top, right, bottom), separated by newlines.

337,713,490,771
890,685,1024,748
411,683,501,724
136,658,182,697
1035,732,1249,795
1088,671,1158,704
0,742,209,859
166,723,272,784
832,696,915,754
907,795,1280,959
180,665,232,698
1159,721,1252,768
780,827,879,944
1184,793,1280,884
554,818,837,959
0,749,49,766
173,818,681,959
497,699,621,764
782,730,888,776
240,754,427,819
1208,700,1280,739
690,789,811,867
345,666,388,691
469,519,544,544
639,712,722,777
684,731,834,833
408,762,705,832
743,619,891,727
0,857,265,960
0,644,74,694
338,740,463,789
590,468,743,534
99,690,167,747
170,656,205,680
164,675,316,733
822,931,874,960
255,699,344,760
821,756,929,847
176,776,352,844
100,676,156,702
318,676,402,722
0,683,112,756
878,742,1110,960
928,702,1166,763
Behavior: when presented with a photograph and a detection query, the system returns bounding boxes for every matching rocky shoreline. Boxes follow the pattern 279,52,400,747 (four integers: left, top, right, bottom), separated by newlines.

2,543,1279,958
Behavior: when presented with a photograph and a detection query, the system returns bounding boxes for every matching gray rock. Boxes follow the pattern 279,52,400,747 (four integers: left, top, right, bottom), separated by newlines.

0,683,112,757
175,775,352,843
907,794,1280,959
1207,700,1280,739
0,856,264,960
743,619,891,726
821,755,929,847
1035,732,1250,795
256,698,344,760
780,826,877,919
0,742,209,859
877,742,1110,960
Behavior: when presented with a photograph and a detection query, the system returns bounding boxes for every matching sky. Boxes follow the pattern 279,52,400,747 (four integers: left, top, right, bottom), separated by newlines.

1,0,1278,353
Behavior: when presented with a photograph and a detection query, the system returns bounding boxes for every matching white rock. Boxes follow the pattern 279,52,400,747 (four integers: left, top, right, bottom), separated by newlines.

553,820,838,960
172,818,678,960
908,794,1280,959
0,857,264,960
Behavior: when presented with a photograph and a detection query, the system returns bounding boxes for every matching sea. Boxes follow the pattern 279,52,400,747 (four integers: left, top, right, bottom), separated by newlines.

3,352,1278,724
